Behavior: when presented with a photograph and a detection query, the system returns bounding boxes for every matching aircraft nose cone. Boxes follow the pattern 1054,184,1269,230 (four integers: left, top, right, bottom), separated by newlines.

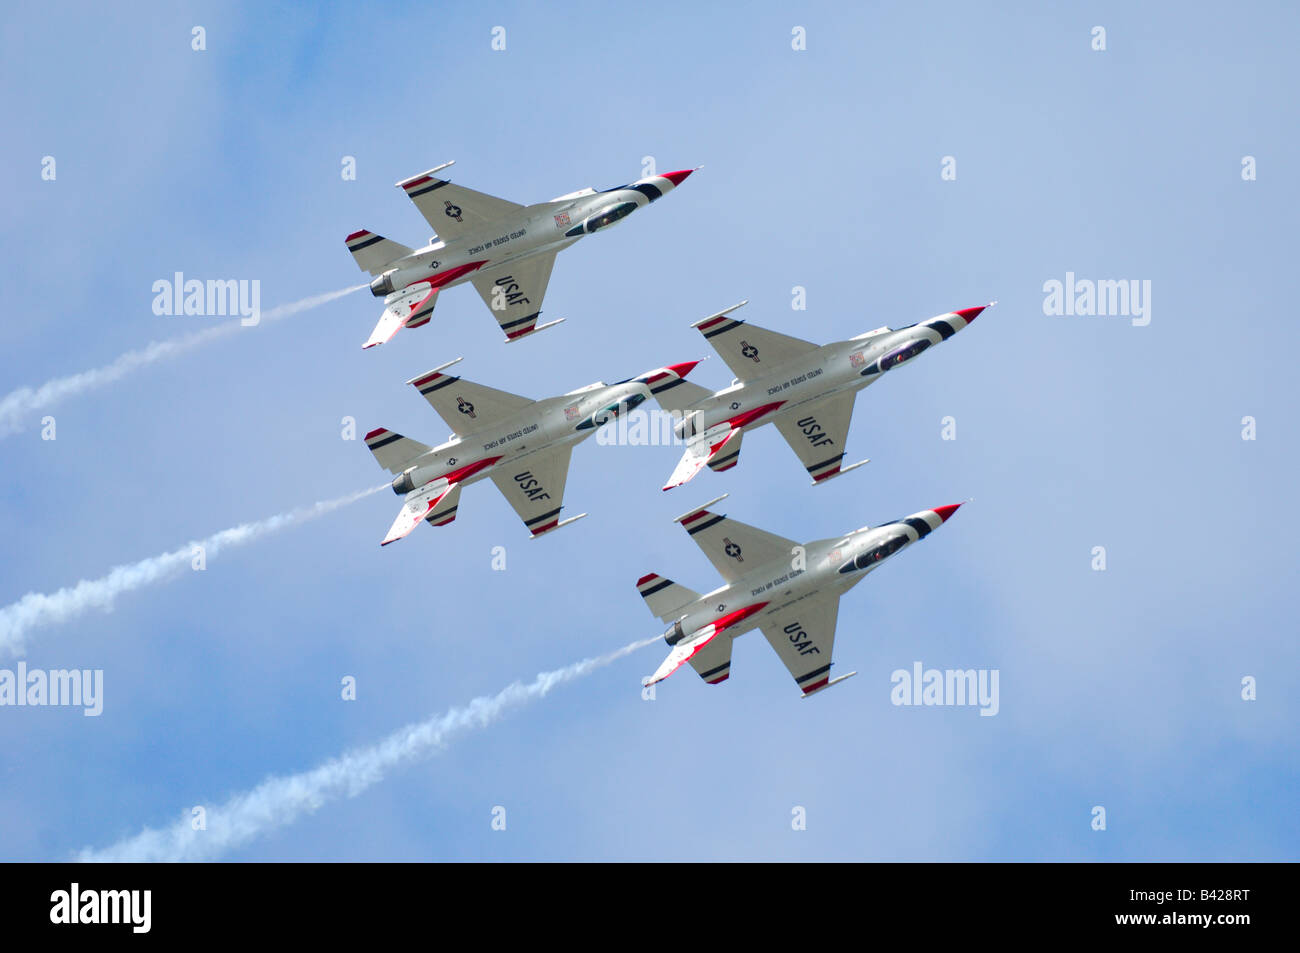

661,169,694,186
666,360,701,378
932,503,964,523
953,305,985,324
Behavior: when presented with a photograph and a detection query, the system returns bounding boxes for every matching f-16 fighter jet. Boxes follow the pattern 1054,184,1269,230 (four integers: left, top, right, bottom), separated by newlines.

652,300,992,489
345,161,696,349
638,496,964,697
365,358,700,545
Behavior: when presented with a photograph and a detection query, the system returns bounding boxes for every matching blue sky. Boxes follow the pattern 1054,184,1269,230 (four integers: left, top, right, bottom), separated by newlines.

1,1,1296,860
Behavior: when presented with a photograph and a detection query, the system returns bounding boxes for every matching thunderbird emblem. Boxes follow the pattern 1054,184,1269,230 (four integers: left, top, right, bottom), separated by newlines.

554,212,571,228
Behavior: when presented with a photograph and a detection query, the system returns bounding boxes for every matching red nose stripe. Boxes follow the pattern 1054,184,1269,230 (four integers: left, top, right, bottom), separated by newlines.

661,169,693,186
932,503,963,523
666,360,700,378
953,306,985,323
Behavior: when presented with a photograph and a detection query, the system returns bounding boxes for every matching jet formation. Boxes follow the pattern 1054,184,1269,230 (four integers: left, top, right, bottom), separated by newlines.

345,160,988,702
346,161,695,348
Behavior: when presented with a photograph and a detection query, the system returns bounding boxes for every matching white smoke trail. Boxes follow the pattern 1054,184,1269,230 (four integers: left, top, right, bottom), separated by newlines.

78,634,660,862
0,484,386,658
0,285,366,438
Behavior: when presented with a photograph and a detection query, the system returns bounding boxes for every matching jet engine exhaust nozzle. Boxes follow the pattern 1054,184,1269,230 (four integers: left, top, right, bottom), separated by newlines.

391,471,416,495
664,619,686,645
370,273,396,297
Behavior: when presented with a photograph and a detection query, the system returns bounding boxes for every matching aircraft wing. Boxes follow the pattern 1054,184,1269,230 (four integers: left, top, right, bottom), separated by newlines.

772,393,858,484
693,309,819,382
489,446,573,537
407,367,534,437
470,251,559,341
674,498,799,584
760,593,841,696
397,166,524,239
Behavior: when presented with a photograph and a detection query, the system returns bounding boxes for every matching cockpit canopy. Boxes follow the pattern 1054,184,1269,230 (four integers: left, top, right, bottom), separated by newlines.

839,533,908,572
588,202,637,230
879,338,932,370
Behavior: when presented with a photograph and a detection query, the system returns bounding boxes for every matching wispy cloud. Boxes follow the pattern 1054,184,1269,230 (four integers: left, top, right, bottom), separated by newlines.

0,285,365,438
0,484,385,657
78,635,659,862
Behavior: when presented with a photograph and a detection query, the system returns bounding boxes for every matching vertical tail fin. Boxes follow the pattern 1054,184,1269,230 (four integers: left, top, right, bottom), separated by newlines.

661,425,742,490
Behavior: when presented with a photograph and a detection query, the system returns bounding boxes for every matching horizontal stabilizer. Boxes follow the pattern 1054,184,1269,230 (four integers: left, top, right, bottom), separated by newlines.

345,230,413,276
649,377,713,416
365,427,432,474
635,573,700,623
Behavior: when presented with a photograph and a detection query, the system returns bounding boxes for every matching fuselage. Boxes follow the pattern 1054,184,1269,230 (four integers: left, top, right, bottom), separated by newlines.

677,308,983,443
390,379,653,498
662,506,959,656
369,171,693,301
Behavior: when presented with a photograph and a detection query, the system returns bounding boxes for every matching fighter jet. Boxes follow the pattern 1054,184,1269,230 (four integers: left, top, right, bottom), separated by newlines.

638,496,965,697
345,161,696,349
649,300,992,489
365,358,700,545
